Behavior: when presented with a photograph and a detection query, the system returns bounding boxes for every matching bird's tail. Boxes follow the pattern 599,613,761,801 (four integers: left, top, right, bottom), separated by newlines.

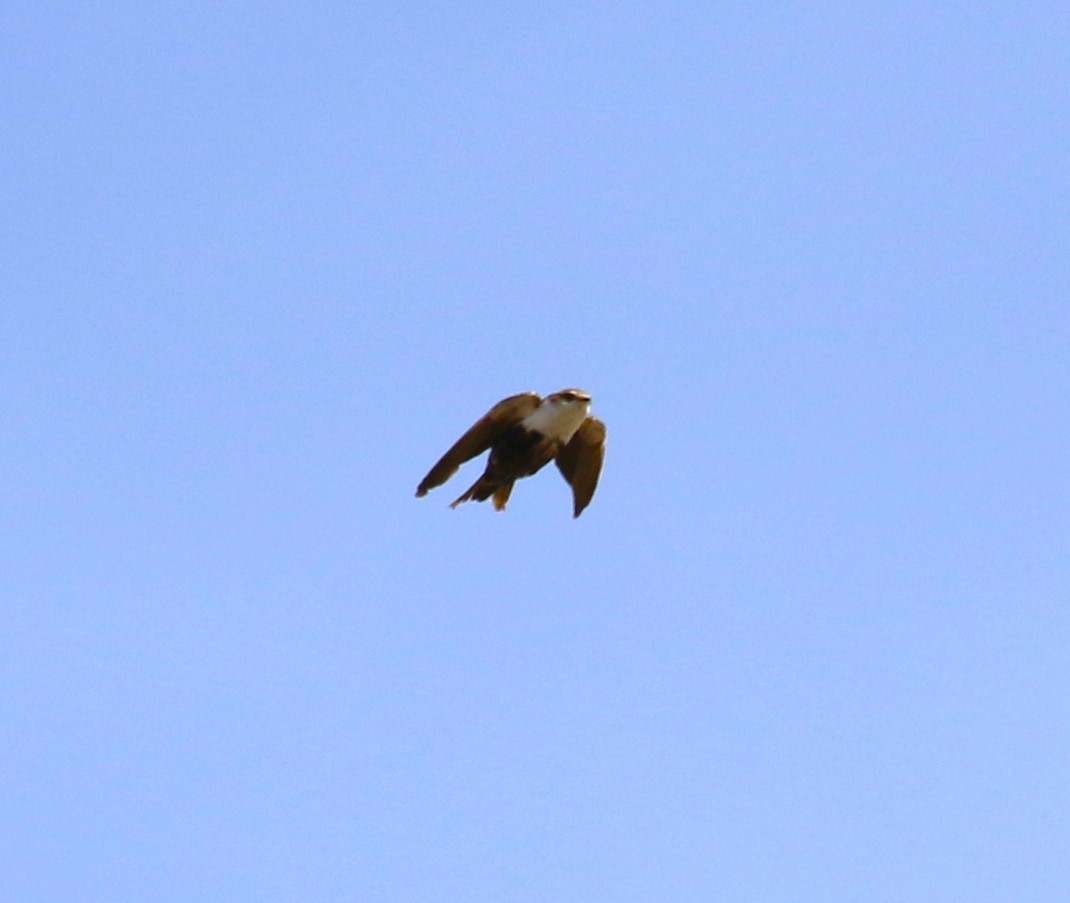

449,477,512,511
491,482,514,511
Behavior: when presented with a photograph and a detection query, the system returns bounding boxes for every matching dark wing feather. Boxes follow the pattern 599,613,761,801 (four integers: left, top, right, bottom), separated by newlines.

554,417,606,518
416,392,541,497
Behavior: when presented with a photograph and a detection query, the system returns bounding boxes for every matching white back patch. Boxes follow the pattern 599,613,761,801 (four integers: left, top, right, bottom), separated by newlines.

522,398,590,444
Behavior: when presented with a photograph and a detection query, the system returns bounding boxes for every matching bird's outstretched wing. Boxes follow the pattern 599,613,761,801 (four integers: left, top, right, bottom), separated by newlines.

554,416,606,518
416,392,541,497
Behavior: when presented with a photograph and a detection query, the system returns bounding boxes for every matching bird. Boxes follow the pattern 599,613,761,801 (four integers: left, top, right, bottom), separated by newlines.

415,389,606,518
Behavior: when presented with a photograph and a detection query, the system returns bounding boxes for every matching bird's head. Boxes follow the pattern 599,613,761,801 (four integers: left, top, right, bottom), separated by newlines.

524,389,592,443
548,388,591,407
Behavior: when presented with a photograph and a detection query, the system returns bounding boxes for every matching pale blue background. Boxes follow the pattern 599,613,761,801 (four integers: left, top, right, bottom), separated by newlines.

3,3,1068,900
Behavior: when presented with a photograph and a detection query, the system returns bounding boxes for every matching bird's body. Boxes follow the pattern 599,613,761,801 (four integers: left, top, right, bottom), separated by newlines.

415,389,606,517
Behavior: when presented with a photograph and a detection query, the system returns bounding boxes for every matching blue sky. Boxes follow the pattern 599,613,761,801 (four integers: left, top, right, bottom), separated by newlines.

3,3,1069,900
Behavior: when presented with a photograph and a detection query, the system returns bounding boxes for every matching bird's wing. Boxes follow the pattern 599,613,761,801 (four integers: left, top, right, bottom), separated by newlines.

416,392,541,497
554,416,606,518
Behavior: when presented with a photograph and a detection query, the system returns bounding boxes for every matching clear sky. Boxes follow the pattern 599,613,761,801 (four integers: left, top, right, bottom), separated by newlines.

3,3,1069,901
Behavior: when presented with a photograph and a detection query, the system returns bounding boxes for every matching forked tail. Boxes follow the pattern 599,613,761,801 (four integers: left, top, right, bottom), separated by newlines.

450,477,514,511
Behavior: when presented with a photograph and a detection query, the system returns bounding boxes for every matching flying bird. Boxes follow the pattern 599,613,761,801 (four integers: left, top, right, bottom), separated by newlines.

415,389,606,518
